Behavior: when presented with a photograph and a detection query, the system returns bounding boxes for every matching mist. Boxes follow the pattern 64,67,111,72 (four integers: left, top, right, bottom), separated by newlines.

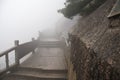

0,0,65,51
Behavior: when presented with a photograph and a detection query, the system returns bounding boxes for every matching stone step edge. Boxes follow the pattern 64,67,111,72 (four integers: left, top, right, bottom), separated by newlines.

15,67,68,73
9,73,67,79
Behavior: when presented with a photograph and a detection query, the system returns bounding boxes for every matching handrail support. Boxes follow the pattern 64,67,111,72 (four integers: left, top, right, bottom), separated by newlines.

5,54,9,69
14,40,20,65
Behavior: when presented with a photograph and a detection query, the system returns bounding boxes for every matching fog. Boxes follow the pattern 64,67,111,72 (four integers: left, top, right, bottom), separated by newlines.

0,0,65,51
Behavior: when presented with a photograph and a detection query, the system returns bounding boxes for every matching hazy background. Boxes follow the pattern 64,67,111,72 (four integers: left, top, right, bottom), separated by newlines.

0,0,65,51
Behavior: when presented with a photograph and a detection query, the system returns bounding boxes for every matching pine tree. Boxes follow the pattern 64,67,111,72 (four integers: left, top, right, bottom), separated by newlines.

58,0,107,19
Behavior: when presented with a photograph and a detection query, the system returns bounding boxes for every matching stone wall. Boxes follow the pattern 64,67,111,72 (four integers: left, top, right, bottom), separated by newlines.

68,0,120,80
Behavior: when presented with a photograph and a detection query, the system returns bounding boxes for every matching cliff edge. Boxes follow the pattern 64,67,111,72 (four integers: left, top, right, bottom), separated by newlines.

68,0,120,80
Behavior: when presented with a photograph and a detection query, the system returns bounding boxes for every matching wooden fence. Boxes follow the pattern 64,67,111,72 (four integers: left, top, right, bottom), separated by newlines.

0,38,39,75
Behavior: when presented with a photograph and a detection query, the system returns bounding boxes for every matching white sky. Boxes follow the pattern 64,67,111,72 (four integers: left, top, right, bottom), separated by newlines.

0,0,65,51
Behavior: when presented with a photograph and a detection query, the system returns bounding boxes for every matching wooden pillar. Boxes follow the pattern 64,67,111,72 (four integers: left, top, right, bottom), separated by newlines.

14,40,20,65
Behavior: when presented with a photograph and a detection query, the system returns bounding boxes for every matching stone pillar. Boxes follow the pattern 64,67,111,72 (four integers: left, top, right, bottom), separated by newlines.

32,38,35,54
14,40,20,65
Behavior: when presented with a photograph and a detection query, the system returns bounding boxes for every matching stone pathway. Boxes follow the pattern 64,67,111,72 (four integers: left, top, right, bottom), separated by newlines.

1,39,67,80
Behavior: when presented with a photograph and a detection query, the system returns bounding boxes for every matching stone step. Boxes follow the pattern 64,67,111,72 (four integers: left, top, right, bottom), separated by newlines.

15,67,67,74
38,41,65,48
2,75,67,80
2,67,67,80
12,69,67,78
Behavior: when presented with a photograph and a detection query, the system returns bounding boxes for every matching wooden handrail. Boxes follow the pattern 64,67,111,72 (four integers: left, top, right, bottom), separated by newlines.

64,38,69,47
0,39,39,75
16,40,38,59
62,34,70,47
0,47,16,57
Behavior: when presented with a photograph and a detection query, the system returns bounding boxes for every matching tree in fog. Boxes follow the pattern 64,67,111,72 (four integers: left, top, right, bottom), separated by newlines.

58,0,107,19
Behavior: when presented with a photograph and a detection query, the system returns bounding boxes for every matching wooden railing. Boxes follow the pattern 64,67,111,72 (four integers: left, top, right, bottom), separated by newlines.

62,33,71,47
0,38,39,75
62,33,71,68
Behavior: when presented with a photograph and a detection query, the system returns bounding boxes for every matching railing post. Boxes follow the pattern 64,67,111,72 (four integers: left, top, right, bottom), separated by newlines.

32,38,35,54
5,53,9,70
14,40,20,66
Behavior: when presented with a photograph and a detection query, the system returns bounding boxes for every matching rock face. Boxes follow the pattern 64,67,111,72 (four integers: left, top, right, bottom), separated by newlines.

68,0,120,80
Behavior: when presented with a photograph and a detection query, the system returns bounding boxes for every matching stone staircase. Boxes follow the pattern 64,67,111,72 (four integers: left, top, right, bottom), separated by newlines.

1,67,67,80
0,39,68,80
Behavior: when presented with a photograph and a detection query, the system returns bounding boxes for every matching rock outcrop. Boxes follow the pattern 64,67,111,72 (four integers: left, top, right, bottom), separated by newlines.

68,0,120,80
